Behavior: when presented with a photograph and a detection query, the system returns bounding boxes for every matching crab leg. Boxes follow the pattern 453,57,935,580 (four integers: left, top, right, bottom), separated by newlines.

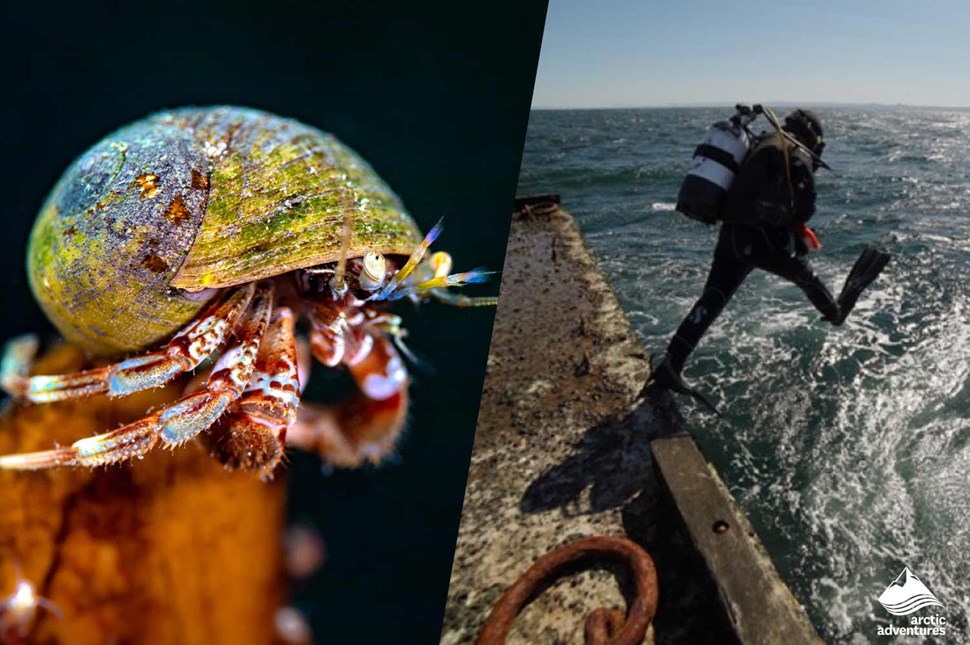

294,308,410,468
306,303,367,369
308,304,408,401
0,285,273,470
0,285,256,403
202,305,300,476
284,388,408,470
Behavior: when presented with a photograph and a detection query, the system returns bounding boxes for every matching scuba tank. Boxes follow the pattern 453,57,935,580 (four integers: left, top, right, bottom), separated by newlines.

676,105,757,225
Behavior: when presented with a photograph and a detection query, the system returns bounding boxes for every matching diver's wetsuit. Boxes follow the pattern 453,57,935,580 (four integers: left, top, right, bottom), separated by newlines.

664,133,839,375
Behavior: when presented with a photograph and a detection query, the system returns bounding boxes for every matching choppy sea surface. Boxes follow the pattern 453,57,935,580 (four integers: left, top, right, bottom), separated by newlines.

518,107,970,643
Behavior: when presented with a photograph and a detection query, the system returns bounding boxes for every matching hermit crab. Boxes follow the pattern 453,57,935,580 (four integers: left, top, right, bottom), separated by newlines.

0,106,494,476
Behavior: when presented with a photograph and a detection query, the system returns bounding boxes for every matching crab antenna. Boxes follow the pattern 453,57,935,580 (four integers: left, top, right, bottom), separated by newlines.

385,267,498,308
404,268,495,294
373,218,444,300
329,210,353,296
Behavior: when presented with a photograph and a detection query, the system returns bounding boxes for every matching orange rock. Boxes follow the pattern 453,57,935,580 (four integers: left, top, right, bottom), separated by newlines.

0,345,285,644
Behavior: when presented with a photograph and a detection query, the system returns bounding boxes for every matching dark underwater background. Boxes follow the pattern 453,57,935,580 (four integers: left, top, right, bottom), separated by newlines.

0,2,546,642
518,106,970,643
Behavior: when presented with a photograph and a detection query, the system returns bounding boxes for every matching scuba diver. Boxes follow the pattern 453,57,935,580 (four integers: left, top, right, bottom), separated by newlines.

647,106,890,415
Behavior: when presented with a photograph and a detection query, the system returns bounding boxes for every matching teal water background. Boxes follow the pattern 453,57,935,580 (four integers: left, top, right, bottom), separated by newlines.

518,107,970,643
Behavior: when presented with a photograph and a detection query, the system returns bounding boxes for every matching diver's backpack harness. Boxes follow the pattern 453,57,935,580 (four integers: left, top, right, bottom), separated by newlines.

676,104,829,227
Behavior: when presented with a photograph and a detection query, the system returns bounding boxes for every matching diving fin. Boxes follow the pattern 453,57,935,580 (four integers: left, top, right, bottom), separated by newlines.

833,247,891,325
644,357,722,417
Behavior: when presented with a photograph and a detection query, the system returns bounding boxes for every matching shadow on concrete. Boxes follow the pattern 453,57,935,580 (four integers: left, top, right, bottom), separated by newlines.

519,385,681,516
518,386,739,645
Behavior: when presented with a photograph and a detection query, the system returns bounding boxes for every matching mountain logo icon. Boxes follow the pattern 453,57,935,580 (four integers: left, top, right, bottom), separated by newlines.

877,567,944,616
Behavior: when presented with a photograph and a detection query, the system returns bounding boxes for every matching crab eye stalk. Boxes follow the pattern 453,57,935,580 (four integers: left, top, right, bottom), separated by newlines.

329,211,354,297
359,252,387,291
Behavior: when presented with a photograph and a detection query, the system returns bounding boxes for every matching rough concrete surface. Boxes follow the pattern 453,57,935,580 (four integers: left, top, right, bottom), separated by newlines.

441,204,731,644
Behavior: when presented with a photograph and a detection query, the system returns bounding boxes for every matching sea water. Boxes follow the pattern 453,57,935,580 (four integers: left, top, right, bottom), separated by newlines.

518,107,970,643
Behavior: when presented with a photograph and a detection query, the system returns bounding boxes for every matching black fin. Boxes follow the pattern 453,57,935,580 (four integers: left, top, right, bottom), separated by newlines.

835,247,891,324
646,356,722,417
683,386,722,417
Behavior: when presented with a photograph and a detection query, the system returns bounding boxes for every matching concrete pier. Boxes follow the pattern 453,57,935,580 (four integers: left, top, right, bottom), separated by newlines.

652,435,821,645
441,198,820,644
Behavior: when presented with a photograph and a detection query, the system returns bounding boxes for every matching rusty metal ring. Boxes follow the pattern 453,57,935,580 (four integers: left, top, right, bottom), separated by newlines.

476,535,659,645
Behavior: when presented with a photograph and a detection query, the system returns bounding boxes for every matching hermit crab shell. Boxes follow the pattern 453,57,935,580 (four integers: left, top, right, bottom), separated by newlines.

27,107,423,356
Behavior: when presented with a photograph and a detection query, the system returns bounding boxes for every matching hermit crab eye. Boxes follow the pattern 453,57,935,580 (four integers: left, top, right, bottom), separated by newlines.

359,252,387,291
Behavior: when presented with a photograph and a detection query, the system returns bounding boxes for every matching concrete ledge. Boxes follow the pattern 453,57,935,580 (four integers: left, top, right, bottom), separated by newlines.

651,435,822,645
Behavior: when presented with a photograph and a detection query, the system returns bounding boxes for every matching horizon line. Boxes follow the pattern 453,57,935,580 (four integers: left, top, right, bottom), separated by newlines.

531,101,970,111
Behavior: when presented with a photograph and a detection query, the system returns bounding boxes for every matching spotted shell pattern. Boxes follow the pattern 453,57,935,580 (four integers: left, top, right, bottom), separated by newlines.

28,107,423,356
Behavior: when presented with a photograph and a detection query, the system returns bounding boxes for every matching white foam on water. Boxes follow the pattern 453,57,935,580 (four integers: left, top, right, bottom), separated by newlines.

689,256,970,641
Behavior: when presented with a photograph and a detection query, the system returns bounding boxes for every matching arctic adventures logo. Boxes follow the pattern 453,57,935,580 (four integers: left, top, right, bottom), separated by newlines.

875,567,947,638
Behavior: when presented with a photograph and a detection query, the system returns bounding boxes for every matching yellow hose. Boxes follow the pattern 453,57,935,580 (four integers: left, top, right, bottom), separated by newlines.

762,106,795,208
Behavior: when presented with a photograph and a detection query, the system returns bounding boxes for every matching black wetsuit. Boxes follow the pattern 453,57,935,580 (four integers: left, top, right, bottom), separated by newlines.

664,134,839,375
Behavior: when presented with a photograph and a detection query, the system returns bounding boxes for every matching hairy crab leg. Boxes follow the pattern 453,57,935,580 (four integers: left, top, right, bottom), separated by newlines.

0,285,273,470
287,390,410,470
202,305,300,477
283,394,404,470
0,284,256,403
295,309,410,468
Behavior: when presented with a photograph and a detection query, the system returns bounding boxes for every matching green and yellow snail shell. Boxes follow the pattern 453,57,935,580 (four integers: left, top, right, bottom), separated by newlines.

28,106,423,356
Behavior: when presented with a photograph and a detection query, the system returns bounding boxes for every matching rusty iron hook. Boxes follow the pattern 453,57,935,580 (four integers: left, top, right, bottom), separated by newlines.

476,535,659,645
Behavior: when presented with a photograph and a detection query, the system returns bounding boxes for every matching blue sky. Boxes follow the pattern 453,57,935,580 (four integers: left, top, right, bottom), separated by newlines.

534,1,970,108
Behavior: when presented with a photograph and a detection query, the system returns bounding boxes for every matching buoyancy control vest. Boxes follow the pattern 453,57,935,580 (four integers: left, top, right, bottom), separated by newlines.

720,131,815,228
